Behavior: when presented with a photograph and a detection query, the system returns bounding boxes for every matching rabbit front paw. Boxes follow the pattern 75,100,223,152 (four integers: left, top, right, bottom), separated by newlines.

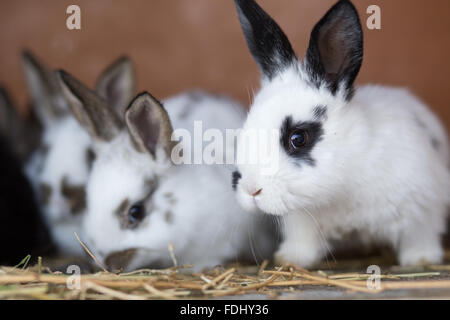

274,241,322,268
398,246,443,266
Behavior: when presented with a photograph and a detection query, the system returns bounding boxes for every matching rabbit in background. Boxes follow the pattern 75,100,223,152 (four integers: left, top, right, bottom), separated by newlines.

57,69,278,272
0,86,42,164
232,0,450,267
0,87,53,265
21,51,136,257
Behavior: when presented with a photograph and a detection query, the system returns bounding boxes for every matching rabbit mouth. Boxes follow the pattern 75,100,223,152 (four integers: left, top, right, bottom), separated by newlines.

249,192,292,216
237,189,287,216
236,189,261,214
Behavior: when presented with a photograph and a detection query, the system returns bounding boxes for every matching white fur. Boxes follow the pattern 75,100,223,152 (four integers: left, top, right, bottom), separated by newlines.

26,116,91,256
235,64,450,267
82,92,276,271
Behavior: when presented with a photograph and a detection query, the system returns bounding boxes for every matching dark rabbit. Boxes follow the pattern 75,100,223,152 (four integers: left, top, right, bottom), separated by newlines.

0,88,53,265
0,86,42,164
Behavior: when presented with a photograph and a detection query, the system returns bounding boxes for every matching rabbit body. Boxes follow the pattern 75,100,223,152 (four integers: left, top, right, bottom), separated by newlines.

22,52,136,257
257,78,450,267
82,92,276,271
233,0,450,267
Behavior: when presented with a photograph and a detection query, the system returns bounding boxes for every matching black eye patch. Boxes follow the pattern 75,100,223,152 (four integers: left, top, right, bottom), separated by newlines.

280,116,324,166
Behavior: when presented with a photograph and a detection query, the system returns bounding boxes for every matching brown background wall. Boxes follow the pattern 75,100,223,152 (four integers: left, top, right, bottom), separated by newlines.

0,0,449,131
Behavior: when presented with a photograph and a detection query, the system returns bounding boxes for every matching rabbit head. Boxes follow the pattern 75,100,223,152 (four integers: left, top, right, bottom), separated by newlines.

59,71,178,270
233,0,364,216
23,52,136,224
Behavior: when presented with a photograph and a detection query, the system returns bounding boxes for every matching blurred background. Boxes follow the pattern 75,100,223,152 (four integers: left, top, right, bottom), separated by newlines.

0,0,448,130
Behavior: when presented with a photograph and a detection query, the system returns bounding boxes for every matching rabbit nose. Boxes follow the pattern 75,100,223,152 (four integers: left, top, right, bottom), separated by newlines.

252,188,262,197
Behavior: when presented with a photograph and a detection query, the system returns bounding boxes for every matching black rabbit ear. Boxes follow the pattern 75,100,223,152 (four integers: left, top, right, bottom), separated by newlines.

304,0,363,100
234,0,297,80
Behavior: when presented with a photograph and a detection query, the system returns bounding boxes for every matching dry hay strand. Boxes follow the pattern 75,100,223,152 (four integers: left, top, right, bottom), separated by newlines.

1,257,450,299
1,242,449,299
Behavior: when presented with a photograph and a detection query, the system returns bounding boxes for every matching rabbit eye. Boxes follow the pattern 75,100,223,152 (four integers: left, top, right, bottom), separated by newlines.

126,203,146,229
289,130,309,151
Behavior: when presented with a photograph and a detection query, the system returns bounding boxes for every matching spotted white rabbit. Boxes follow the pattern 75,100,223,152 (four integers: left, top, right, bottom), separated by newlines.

232,0,450,267
57,70,277,272
22,51,136,256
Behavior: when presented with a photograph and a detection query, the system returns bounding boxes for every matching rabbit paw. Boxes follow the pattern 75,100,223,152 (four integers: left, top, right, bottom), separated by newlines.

398,246,443,266
274,241,321,268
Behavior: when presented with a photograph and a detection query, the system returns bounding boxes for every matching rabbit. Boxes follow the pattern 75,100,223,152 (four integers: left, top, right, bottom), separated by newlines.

57,69,278,272
0,86,42,164
22,51,136,257
232,0,450,267
0,87,54,265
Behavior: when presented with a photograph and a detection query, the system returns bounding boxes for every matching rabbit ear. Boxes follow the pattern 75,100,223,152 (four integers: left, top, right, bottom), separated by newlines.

125,92,173,158
0,87,42,161
234,0,297,80
57,69,123,142
21,50,67,126
0,87,24,149
95,56,136,119
0,87,19,134
304,0,363,100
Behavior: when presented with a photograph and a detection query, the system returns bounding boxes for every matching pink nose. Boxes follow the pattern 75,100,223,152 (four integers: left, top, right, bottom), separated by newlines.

252,189,262,197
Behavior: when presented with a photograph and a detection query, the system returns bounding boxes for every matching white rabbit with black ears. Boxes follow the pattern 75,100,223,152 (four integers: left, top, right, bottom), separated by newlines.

22,51,136,256
232,0,449,267
57,69,277,272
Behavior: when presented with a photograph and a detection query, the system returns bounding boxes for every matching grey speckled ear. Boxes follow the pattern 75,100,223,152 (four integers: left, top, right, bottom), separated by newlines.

125,92,173,158
21,50,67,126
95,56,136,119
57,69,123,142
